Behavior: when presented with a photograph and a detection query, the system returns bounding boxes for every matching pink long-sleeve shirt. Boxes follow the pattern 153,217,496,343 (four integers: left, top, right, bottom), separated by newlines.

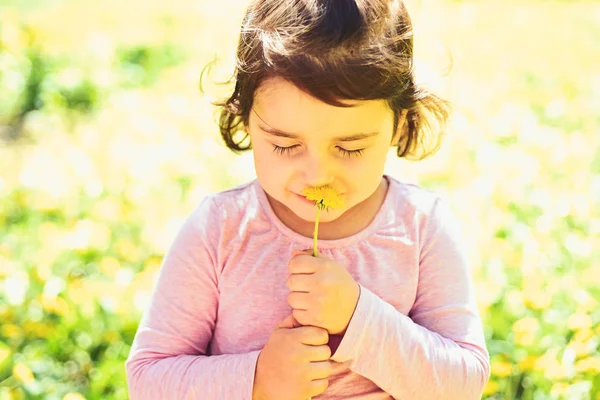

125,174,491,399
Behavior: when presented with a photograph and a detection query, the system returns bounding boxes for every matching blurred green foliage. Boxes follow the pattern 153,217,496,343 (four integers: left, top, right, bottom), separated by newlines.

116,44,186,88
1,1,599,399
0,20,185,141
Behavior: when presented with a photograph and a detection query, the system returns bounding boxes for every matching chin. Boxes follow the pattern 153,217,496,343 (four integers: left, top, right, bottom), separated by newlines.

294,207,342,224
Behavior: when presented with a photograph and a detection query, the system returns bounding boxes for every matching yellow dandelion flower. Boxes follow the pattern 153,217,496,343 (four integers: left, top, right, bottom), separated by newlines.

524,290,552,310
517,355,537,372
513,317,539,335
567,312,592,330
482,380,499,396
1,324,21,338
301,185,345,257
575,356,600,373
491,360,513,377
302,186,345,211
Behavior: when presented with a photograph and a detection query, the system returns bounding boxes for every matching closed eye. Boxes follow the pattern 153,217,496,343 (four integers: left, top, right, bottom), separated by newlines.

271,144,364,158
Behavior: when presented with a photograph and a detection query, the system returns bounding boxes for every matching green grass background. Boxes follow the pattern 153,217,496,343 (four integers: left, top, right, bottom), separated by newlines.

0,0,599,399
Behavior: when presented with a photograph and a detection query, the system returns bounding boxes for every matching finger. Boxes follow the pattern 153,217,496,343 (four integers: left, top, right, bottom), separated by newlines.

286,274,314,292
278,313,302,329
294,308,323,328
308,377,330,397
287,291,312,310
307,360,334,380
288,255,318,275
296,325,328,345
302,343,331,362
291,248,313,258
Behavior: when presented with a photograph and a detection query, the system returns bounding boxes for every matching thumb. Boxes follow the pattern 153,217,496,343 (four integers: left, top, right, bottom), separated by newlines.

291,248,313,258
277,313,302,329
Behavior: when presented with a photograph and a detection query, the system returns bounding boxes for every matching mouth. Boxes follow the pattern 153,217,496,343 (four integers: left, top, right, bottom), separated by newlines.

294,192,345,207
295,193,316,205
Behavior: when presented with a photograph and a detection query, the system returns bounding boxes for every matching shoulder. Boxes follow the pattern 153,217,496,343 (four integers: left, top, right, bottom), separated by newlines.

186,179,259,237
384,175,462,240
385,177,467,262
203,179,257,209
386,175,446,218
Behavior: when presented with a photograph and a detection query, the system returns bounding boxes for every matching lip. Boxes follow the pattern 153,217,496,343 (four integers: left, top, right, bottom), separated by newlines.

294,192,345,207
295,193,315,205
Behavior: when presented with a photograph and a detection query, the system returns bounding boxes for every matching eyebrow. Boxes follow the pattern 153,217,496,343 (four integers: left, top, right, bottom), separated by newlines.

259,125,379,142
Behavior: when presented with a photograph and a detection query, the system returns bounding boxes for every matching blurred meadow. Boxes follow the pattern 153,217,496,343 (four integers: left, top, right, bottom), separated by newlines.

0,0,599,399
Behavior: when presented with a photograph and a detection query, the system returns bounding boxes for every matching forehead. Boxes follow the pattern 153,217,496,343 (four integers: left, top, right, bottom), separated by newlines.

252,77,391,133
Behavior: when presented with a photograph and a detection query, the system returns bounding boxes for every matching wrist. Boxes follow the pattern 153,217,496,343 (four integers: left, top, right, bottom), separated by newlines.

343,283,360,334
252,375,265,400
252,353,265,400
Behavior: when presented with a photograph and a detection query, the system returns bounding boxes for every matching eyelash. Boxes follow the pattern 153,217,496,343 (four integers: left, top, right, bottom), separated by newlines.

271,144,364,158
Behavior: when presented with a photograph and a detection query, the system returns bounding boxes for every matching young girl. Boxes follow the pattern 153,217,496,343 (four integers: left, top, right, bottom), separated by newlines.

125,0,491,399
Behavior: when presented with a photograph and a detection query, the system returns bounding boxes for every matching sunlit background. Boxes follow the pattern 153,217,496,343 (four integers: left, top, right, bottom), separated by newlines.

0,0,598,399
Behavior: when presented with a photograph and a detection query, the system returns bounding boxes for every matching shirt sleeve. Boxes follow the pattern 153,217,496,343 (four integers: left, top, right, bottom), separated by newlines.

330,196,491,400
125,196,260,400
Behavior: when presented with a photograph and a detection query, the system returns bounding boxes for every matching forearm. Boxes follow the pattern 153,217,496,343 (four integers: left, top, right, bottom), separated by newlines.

331,285,490,399
125,350,261,400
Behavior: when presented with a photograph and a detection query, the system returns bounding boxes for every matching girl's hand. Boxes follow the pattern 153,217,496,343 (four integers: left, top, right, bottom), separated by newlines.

286,249,360,335
253,313,332,400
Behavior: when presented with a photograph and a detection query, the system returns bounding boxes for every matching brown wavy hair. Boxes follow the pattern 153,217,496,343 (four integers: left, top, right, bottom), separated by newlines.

200,0,451,160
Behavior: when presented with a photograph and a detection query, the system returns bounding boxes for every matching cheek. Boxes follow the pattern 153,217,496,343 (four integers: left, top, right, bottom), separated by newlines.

253,146,290,188
253,142,277,169
363,146,388,173
344,153,380,176
343,154,386,192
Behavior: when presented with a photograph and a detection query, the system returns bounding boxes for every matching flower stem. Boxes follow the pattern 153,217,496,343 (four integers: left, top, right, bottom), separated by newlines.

313,206,321,257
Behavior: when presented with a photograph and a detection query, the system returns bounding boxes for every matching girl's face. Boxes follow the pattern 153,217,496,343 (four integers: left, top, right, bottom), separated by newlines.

247,76,401,226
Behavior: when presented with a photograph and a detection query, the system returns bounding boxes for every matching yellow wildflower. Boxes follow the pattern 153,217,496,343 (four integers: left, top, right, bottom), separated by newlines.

301,185,345,257
567,311,593,330
575,356,600,373
518,355,537,372
301,186,345,212
491,360,513,377
482,380,499,396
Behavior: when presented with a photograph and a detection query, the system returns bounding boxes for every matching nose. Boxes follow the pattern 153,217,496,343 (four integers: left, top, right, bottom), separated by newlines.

303,149,335,188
